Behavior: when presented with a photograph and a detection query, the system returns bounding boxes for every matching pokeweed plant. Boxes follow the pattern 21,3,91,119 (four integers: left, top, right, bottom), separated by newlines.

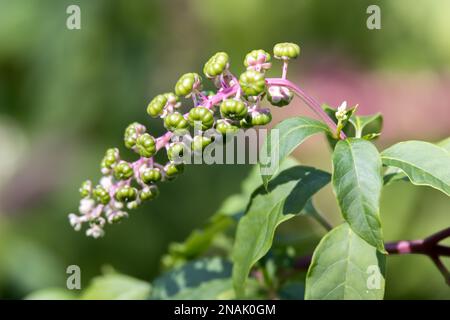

64,42,450,300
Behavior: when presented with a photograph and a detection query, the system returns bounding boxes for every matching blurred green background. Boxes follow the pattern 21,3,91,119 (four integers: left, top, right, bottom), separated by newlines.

0,0,449,299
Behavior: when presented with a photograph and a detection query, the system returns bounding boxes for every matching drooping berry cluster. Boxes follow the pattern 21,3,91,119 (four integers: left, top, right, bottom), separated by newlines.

69,43,303,238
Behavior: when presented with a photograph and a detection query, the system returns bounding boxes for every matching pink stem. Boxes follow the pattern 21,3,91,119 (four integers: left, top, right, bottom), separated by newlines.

266,78,346,139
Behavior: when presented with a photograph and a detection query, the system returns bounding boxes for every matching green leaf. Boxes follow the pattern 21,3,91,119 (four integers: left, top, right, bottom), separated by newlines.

25,288,78,300
167,278,262,300
381,141,450,196
323,104,382,148
349,113,383,139
332,138,384,252
305,223,386,300
438,137,450,152
81,273,151,300
232,166,331,297
259,117,330,187
151,257,232,299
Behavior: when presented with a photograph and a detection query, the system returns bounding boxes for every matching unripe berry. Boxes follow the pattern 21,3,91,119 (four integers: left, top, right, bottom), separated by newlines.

167,142,186,162
124,122,146,149
115,185,138,203
113,161,134,180
175,73,202,97
147,94,167,118
164,112,189,132
135,133,156,158
165,162,184,180
241,109,272,127
266,85,294,107
215,119,240,135
188,106,215,130
101,148,120,173
140,168,162,184
239,70,266,96
79,180,92,198
192,135,213,152
140,185,159,201
93,185,111,205
244,49,271,71
273,42,300,60
203,52,229,78
220,99,248,120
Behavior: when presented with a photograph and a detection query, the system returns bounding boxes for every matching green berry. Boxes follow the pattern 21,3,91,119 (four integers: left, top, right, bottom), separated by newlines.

273,42,300,60
101,148,120,172
139,185,159,201
251,109,273,126
203,52,229,78
164,112,189,132
244,49,271,69
147,94,167,118
239,70,266,96
113,161,134,180
167,142,186,162
124,122,146,149
115,185,138,203
215,119,240,135
192,135,213,152
165,162,184,180
220,99,248,120
79,180,92,198
266,85,294,107
188,106,214,130
175,73,201,97
93,185,110,205
240,110,272,127
135,133,156,158
140,168,162,184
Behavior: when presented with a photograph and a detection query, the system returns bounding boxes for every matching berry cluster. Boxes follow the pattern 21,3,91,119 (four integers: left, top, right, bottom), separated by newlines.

69,43,306,238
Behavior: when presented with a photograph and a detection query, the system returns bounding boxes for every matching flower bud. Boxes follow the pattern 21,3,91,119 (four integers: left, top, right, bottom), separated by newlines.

266,85,294,107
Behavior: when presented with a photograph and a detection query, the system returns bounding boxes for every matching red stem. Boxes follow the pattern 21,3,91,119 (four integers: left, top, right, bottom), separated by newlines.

294,227,450,286
266,78,346,139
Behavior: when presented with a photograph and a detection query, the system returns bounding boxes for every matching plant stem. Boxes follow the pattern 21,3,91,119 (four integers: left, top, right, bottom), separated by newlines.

266,78,346,139
293,227,450,285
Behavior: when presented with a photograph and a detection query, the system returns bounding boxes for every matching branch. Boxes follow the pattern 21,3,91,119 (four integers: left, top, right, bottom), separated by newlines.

293,227,450,285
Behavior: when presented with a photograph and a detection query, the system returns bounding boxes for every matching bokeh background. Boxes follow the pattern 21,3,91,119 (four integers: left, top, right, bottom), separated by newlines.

0,0,449,299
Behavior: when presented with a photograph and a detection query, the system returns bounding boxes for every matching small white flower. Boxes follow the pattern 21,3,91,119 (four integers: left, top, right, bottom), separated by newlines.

335,101,348,121
86,224,105,239
68,213,83,231
79,198,95,215
100,176,113,191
